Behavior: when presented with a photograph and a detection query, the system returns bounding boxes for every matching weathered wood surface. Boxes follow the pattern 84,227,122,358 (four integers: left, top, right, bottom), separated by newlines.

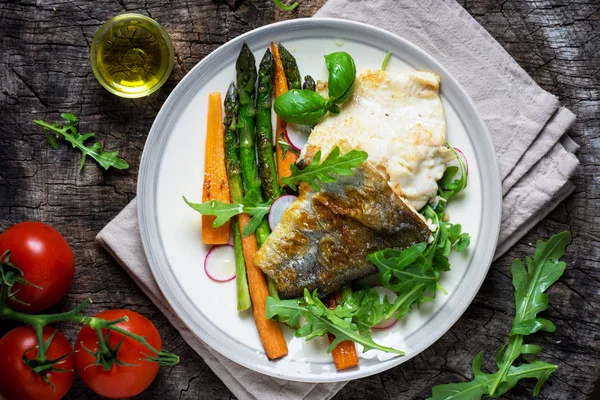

0,0,598,399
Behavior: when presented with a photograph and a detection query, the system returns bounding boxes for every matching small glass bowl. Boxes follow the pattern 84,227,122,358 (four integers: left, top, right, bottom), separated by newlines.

90,14,174,98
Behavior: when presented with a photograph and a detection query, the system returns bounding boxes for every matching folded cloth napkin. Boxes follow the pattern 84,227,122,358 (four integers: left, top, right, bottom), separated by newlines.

97,1,579,399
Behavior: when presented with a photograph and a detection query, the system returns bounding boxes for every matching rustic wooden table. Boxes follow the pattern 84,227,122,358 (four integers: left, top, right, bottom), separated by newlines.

1,0,598,399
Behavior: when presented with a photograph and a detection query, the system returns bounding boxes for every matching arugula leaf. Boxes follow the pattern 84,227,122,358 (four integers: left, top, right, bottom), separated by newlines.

240,189,272,237
183,197,243,228
428,232,569,400
368,244,439,295
428,352,490,400
182,190,271,236
267,289,404,355
432,146,468,216
511,231,569,336
428,355,558,400
266,296,303,328
420,205,470,276
497,360,558,396
383,283,426,321
273,0,299,11
281,146,368,191
277,135,300,160
486,232,569,394
34,113,129,171
334,287,391,332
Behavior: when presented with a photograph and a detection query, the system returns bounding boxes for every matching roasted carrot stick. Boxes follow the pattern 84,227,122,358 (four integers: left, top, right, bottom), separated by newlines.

238,213,288,359
326,291,359,371
202,92,231,244
271,42,298,183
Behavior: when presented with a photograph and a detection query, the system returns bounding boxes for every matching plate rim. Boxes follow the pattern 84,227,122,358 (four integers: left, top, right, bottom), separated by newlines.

137,17,502,383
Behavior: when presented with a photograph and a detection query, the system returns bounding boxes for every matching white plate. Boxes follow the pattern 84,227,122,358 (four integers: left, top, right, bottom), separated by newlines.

138,18,502,383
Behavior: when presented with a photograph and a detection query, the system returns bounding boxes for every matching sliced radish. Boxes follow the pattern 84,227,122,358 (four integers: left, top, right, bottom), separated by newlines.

454,147,469,176
371,285,399,330
204,245,236,283
285,123,311,152
268,195,298,230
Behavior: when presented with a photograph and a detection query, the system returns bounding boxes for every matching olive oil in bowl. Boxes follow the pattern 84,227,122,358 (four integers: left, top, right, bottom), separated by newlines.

90,14,174,98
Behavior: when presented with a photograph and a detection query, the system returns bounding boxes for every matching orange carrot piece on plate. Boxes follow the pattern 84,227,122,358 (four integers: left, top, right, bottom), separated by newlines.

271,42,299,183
238,213,288,359
202,92,231,244
326,292,359,371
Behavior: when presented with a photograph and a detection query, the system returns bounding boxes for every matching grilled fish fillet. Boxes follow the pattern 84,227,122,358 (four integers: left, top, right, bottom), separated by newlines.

253,161,430,299
304,69,455,210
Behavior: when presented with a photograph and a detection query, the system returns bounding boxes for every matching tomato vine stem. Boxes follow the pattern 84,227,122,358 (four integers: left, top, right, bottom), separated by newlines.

0,258,179,372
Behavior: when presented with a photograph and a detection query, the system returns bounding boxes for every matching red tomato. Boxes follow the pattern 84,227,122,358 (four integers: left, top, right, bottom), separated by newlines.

0,326,74,400
0,222,75,312
74,309,162,398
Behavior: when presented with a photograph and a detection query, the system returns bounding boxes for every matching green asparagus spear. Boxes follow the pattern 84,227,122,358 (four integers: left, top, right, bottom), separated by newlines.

303,75,316,91
277,43,301,90
235,43,272,246
236,44,280,300
224,83,251,312
256,49,280,201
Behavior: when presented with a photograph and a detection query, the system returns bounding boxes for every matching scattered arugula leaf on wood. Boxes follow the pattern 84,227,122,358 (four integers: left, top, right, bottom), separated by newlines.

273,0,299,11
34,113,129,171
428,231,570,400
281,146,368,191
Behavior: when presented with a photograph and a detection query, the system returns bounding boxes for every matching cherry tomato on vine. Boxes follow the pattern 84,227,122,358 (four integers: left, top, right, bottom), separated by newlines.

74,309,162,398
0,326,74,400
0,221,75,312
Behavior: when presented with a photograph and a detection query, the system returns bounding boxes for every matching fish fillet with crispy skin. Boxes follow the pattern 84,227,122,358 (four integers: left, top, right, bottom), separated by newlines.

253,159,430,300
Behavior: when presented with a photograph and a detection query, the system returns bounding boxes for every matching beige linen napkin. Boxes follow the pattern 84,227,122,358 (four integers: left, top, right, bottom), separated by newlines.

97,1,579,399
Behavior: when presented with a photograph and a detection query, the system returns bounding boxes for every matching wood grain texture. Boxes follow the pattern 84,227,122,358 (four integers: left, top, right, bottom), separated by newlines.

0,0,598,399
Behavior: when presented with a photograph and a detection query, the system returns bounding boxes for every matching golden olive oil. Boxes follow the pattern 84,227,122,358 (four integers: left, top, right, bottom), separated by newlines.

91,14,173,98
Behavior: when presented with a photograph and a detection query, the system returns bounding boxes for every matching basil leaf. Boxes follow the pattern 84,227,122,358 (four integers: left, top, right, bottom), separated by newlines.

273,89,328,125
324,52,356,104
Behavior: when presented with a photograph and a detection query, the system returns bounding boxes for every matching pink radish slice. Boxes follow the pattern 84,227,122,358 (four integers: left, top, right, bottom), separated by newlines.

204,244,236,282
283,130,301,152
454,147,469,176
371,285,399,330
268,195,298,230
285,123,311,151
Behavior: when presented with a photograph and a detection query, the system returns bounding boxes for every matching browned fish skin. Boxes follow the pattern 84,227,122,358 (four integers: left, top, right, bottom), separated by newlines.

253,162,430,299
